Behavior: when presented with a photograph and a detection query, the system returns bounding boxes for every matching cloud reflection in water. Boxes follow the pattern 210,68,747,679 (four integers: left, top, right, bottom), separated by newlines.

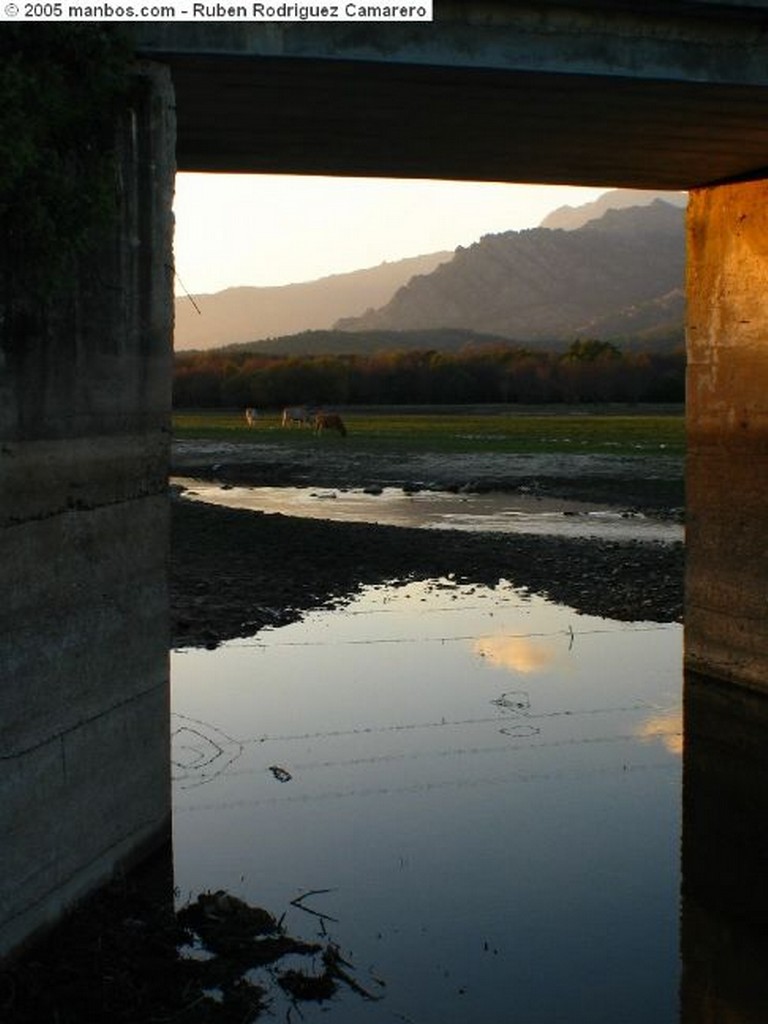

473,633,566,674
636,708,683,755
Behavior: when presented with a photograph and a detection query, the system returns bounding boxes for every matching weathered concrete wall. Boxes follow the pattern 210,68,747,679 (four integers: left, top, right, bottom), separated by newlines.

685,180,768,692
681,672,768,1022
0,62,175,957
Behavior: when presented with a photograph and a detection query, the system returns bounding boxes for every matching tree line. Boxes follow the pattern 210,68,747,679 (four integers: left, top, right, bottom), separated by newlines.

173,340,685,408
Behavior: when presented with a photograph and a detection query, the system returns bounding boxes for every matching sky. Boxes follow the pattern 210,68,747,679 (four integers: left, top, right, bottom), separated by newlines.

173,174,612,297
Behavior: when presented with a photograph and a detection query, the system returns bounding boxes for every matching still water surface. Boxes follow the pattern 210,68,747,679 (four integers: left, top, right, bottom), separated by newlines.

172,578,682,1023
175,478,683,543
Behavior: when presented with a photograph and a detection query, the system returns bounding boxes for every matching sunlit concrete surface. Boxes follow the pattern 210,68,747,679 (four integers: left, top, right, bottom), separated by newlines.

685,180,768,692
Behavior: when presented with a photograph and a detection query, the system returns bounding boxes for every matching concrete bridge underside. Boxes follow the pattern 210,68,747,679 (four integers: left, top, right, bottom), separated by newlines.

139,5,768,187
4,3,768,961
161,52,768,185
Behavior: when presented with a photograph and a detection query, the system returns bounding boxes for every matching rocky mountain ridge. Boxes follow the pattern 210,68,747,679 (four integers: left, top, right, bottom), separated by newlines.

335,200,685,343
540,188,686,230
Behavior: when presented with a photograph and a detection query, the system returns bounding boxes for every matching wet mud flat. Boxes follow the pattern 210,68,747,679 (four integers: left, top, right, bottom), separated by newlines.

172,439,684,512
171,440,684,648
171,498,683,650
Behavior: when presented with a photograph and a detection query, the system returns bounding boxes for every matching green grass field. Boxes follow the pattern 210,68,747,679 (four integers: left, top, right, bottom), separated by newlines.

173,405,685,457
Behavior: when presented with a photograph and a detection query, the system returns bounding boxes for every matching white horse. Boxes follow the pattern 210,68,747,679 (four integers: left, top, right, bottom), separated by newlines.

281,406,313,428
244,407,257,427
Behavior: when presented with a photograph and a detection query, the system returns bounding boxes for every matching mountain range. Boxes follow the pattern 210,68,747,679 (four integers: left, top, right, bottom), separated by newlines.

540,188,686,230
174,251,451,351
174,189,687,353
336,199,685,343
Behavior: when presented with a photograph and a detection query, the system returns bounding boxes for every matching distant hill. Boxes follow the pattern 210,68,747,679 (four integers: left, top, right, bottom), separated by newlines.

336,200,685,345
540,188,686,230
174,251,452,351
220,327,520,357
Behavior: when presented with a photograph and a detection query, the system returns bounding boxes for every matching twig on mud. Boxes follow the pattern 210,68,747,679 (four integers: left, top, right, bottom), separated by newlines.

324,945,382,1002
290,889,339,924
292,887,336,903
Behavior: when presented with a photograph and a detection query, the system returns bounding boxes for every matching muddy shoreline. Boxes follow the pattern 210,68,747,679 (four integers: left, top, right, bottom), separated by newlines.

172,439,685,510
171,443,685,648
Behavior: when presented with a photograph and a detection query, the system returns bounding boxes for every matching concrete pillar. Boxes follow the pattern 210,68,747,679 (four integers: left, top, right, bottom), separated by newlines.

685,179,768,692
681,672,768,1023
0,63,176,957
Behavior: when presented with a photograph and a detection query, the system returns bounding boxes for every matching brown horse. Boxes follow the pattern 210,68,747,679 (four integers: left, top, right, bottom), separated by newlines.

314,412,347,437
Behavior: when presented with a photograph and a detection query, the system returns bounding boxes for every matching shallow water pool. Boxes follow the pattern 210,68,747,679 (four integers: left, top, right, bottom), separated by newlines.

174,478,683,543
171,578,682,1023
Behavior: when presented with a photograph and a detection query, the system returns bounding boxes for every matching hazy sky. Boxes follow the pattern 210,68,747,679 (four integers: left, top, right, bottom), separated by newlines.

173,173,612,297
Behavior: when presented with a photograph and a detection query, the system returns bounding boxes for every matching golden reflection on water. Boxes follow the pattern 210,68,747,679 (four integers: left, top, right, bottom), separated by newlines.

636,708,683,755
473,633,564,674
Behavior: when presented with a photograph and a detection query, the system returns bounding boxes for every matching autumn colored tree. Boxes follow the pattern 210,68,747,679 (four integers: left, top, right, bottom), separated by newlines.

172,343,685,409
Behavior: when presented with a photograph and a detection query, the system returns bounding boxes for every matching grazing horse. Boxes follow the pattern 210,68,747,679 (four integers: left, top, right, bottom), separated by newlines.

314,412,347,437
281,405,312,428
244,407,257,427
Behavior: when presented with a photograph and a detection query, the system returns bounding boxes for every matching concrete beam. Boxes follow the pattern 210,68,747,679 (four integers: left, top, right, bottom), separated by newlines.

161,53,768,187
135,6,768,86
134,7,768,186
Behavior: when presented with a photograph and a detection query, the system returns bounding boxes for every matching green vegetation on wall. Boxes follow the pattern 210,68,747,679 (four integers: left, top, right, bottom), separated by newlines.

0,26,131,339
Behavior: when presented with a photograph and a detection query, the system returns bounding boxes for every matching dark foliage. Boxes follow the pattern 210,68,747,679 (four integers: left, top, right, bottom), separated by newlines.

173,340,686,408
0,26,130,338
219,326,518,357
